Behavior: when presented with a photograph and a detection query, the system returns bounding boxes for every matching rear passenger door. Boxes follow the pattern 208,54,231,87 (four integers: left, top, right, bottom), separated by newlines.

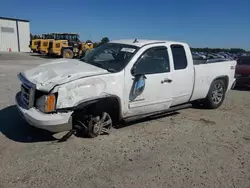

169,44,194,106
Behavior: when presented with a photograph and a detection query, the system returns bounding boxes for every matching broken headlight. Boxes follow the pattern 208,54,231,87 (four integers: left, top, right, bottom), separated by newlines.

36,94,56,113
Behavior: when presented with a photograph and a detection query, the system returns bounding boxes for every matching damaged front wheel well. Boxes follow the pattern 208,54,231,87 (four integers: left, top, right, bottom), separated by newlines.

72,97,122,126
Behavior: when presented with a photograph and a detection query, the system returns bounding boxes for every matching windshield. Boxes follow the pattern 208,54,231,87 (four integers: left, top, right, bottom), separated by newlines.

80,43,138,72
238,56,250,65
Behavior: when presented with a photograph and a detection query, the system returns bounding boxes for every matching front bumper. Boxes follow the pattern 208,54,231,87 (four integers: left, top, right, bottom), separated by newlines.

15,92,73,133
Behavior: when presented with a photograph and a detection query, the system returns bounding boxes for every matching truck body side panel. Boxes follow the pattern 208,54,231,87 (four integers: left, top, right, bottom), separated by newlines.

191,60,236,101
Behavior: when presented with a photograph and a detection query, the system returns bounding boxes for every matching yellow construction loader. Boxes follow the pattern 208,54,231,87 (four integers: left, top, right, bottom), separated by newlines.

29,38,42,53
38,33,62,54
48,33,94,58
29,34,50,53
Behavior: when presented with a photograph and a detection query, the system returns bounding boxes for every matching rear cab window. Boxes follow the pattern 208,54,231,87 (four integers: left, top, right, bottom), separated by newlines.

170,44,188,70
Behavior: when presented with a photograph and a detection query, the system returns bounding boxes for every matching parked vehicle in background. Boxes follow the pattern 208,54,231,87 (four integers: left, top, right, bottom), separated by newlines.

29,34,49,53
38,33,58,54
235,56,250,88
16,39,236,138
29,39,42,53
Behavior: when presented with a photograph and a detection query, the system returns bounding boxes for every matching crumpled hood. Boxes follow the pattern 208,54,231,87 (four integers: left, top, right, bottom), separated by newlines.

21,59,109,92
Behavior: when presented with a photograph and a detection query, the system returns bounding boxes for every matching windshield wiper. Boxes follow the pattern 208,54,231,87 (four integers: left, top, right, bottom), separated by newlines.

106,68,116,73
93,62,117,73
92,62,105,69
80,58,88,63
81,60,116,73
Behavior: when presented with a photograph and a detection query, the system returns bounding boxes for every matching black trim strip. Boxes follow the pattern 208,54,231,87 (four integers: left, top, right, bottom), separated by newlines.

188,66,196,102
0,16,29,23
123,103,192,121
16,21,20,52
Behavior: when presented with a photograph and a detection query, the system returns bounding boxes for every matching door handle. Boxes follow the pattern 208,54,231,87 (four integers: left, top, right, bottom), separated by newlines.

161,78,172,84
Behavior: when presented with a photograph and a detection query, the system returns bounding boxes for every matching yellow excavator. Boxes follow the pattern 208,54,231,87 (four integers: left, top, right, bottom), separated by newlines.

48,33,94,58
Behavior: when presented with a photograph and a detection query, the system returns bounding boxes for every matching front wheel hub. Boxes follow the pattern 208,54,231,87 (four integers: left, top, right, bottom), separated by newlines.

93,122,102,135
66,52,70,58
88,112,112,137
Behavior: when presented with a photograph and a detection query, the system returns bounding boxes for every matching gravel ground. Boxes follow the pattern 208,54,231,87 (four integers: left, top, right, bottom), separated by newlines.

0,53,250,188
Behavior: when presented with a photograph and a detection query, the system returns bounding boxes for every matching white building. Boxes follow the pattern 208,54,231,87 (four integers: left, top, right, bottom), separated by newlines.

0,17,30,52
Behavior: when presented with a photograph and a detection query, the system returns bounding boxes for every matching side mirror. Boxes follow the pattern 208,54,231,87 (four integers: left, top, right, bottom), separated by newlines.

133,74,146,96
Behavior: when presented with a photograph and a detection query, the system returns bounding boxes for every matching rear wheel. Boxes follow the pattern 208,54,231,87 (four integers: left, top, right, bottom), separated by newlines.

204,79,226,109
63,49,74,59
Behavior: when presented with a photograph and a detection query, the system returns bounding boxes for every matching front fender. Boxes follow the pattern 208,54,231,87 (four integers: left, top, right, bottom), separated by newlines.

56,94,123,122
55,77,108,109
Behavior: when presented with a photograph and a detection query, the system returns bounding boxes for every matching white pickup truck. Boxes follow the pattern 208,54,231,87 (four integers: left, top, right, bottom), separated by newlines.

16,39,236,138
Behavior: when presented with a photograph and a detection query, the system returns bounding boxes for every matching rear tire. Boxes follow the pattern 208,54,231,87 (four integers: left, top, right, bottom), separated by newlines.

63,49,74,59
203,79,226,109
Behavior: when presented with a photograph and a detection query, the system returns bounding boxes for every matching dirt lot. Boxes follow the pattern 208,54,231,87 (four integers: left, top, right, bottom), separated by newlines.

0,52,250,188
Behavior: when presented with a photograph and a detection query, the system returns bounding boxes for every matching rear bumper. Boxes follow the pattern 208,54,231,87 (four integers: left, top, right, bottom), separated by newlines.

15,92,73,133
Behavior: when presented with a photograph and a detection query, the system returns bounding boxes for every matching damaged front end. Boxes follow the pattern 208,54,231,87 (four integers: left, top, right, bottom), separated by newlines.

16,58,122,141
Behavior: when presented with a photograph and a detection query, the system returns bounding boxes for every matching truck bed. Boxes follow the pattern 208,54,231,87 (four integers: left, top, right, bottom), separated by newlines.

191,60,236,101
193,58,233,65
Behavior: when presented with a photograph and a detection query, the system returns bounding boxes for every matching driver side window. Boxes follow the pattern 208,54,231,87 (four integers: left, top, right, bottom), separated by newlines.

133,47,170,75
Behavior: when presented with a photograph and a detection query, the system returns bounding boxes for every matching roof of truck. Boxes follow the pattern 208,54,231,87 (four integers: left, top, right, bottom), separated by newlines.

110,39,187,47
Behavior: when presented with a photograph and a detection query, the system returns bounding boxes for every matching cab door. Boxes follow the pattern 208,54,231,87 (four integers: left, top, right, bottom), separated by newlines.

168,44,194,106
124,46,174,117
